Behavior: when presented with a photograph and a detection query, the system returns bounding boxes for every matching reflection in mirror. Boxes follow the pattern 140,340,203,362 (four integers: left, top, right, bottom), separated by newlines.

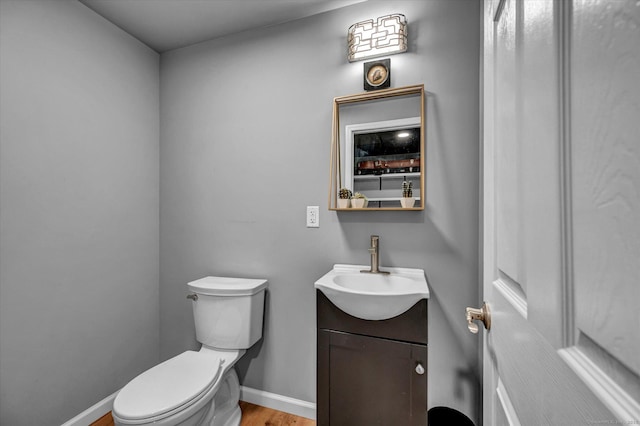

346,117,421,204
329,85,425,210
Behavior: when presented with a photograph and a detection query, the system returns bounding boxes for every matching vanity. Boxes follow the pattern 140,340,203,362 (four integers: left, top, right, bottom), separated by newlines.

315,264,429,425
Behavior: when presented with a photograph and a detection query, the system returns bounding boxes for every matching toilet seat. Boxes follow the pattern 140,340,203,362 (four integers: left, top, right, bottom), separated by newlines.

113,350,225,424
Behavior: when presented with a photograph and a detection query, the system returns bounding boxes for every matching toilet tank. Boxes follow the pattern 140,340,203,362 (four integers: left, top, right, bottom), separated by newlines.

187,276,268,349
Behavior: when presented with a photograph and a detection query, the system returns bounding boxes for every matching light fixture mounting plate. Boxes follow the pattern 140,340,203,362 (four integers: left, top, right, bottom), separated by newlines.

364,59,391,91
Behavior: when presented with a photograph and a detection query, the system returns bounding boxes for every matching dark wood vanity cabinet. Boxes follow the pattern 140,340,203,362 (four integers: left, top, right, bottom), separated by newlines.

317,290,428,426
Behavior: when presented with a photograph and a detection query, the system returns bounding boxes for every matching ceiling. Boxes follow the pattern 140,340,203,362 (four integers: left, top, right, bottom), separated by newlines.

80,0,366,53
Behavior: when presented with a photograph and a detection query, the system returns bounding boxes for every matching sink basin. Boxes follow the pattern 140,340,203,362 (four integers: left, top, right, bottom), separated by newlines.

315,264,429,320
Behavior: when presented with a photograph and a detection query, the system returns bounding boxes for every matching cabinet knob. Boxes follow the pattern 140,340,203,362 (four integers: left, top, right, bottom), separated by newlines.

415,363,425,375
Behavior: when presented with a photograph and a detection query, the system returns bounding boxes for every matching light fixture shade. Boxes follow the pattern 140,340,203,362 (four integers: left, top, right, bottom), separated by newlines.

348,14,407,62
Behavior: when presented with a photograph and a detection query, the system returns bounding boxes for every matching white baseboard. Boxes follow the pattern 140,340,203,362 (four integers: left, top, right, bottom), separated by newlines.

60,390,118,426
60,386,316,425
240,386,316,420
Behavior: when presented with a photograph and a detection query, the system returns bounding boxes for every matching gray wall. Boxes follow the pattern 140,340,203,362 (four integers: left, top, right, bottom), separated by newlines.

0,0,480,423
160,0,480,421
0,1,159,425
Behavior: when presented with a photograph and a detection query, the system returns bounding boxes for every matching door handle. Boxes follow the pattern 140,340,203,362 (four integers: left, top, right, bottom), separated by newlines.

466,302,491,333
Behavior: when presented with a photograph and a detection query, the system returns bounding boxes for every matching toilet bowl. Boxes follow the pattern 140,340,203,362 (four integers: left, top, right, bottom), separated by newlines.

112,277,267,426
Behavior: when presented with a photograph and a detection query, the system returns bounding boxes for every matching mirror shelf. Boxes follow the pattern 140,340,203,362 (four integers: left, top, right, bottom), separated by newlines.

328,84,425,211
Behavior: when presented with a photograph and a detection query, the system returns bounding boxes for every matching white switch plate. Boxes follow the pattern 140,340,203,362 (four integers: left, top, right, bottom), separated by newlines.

306,206,319,228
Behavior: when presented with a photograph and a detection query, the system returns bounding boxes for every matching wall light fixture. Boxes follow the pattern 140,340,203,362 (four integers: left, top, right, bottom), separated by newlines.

347,14,407,62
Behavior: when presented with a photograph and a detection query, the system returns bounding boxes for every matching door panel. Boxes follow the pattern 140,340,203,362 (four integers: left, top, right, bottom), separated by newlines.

482,0,640,424
490,284,608,424
518,0,564,348
495,0,521,288
571,0,640,382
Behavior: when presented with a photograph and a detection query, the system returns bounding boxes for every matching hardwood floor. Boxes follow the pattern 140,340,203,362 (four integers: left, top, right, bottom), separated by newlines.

89,402,315,426
90,412,114,426
239,401,315,426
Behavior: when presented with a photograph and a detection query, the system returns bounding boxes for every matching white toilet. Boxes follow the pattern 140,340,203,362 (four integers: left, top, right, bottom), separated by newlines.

112,276,268,426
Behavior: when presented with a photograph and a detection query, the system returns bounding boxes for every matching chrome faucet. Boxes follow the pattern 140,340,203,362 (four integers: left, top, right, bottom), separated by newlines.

361,235,390,274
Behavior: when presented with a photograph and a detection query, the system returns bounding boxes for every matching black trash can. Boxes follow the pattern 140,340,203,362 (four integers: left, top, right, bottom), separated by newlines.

428,406,475,426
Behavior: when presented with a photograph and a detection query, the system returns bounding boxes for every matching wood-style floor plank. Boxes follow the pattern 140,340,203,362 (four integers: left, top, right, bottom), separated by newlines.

89,402,315,426
90,412,115,426
240,401,315,426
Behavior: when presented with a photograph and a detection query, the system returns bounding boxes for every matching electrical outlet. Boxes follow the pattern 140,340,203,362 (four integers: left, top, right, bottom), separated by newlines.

306,206,319,228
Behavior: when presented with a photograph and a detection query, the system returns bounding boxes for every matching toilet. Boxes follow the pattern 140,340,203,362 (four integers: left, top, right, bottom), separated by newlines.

112,276,268,426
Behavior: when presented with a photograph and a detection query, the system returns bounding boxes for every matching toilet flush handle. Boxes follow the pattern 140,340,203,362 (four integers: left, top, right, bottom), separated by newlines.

186,293,198,301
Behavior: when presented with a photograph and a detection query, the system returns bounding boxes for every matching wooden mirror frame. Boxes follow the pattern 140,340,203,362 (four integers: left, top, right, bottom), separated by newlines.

328,84,425,211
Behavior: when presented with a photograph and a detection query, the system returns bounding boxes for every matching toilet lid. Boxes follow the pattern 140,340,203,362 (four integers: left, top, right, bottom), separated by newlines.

188,276,267,296
113,350,224,421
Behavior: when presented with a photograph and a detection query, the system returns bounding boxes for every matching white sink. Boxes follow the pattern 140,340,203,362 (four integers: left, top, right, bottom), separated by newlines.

315,264,429,320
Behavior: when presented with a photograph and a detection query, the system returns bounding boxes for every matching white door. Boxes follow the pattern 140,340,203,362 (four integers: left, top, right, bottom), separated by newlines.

481,0,640,424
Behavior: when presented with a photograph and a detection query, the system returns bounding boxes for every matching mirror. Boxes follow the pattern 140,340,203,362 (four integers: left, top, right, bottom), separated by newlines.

328,85,425,210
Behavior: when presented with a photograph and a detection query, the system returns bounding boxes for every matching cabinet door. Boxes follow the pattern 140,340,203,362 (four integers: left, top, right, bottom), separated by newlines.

318,330,427,426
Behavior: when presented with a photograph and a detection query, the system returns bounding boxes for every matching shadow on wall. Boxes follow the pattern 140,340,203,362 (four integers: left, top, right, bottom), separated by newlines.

235,289,269,389
427,293,480,422
336,211,478,363
456,367,480,410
